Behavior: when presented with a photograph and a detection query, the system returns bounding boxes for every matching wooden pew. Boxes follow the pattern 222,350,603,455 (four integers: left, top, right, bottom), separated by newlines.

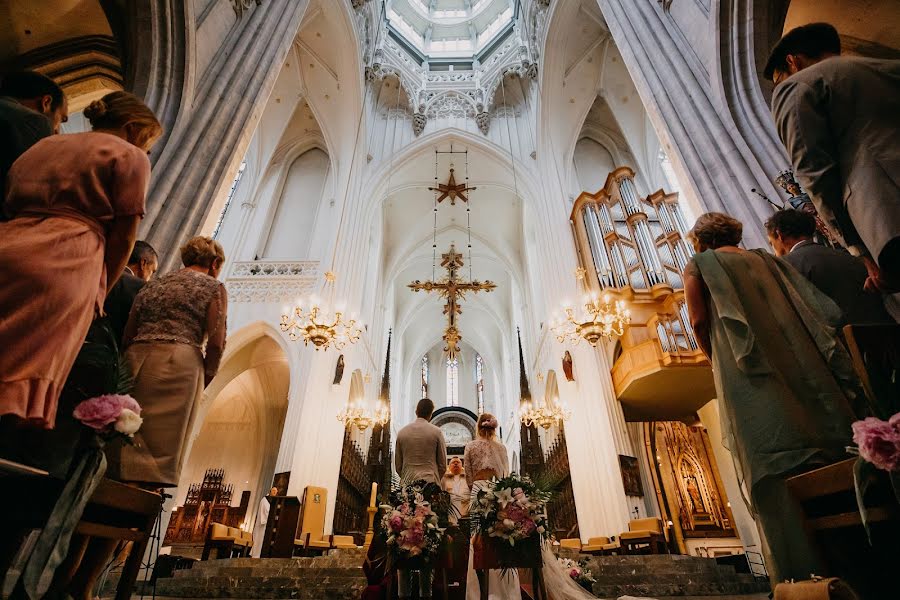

0,458,162,600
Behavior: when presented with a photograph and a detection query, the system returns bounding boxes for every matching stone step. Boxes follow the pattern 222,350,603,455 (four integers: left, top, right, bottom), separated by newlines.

175,566,364,579
592,579,770,598
155,575,367,599
585,572,761,586
583,562,738,576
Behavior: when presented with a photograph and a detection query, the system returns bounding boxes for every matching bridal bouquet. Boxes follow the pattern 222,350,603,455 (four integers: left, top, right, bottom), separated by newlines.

73,394,143,441
379,481,445,567
469,474,551,569
557,557,597,591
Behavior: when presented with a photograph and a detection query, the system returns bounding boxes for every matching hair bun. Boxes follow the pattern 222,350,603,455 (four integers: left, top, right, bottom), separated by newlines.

84,99,108,122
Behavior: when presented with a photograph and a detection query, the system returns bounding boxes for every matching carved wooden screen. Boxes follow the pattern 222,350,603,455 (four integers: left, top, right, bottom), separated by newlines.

543,427,578,538
652,422,736,538
333,429,370,538
163,468,250,544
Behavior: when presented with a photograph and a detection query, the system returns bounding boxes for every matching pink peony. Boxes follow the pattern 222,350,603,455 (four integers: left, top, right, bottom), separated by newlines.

73,394,141,431
852,416,900,472
389,514,404,533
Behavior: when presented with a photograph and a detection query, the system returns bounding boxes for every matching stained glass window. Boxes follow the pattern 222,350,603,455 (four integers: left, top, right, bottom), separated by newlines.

421,355,429,398
213,160,246,239
474,353,484,414
446,356,459,407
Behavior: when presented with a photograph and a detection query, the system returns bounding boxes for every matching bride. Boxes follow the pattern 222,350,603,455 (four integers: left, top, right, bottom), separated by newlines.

463,414,596,600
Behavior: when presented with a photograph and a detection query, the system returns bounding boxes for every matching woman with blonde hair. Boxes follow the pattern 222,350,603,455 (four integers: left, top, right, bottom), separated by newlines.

683,211,859,585
107,235,228,488
0,90,161,429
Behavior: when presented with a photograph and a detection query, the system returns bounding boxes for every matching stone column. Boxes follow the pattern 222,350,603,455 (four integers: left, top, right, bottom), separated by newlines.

137,0,310,270
595,0,784,248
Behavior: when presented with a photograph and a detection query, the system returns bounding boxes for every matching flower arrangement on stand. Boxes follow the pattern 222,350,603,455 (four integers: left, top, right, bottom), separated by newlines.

468,474,552,570
379,481,446,566
557,557,597,591
73,393,143,441
847,412,900,539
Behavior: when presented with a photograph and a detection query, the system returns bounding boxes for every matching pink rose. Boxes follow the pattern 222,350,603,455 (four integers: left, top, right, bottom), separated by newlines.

73,394,141,431
569,568,580,579
852,417,900,472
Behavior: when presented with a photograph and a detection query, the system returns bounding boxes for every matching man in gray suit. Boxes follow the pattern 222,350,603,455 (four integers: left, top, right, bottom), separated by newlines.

766,23,900,291
395,398,447,485
766,209,893,325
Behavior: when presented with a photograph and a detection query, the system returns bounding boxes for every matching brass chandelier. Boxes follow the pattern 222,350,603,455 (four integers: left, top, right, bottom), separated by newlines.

520,397,571,430
552,292,631,346
280,272,362,351
337,398,390,432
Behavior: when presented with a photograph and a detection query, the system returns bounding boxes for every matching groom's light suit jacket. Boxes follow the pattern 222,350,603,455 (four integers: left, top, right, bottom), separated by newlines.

395,417,448,485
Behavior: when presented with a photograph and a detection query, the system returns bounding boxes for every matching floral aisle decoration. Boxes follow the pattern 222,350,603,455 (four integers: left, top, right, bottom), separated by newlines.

73,393,143,441
557,557,597,591
468,474,552,569
379,481,446,569
847,412,900,541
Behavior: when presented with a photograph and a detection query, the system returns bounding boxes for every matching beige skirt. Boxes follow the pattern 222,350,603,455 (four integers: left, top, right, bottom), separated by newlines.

106,342,204,487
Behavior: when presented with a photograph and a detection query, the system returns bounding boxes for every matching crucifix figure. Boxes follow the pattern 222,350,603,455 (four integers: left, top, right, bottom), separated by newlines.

428,168,476,205
408,244,496,358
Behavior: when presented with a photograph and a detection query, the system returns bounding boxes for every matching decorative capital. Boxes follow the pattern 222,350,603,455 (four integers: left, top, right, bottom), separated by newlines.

232,0,262,16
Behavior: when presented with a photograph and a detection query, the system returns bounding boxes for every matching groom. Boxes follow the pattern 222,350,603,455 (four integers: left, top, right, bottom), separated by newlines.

394,399,448,599
395,398,447,485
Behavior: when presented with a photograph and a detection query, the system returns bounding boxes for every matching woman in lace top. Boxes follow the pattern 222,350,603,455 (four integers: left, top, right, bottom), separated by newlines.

463,414,509,487
107,236,228,488
463,413,519,600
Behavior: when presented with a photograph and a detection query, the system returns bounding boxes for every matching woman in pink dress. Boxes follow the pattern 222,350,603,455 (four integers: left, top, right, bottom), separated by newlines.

0,91,161,429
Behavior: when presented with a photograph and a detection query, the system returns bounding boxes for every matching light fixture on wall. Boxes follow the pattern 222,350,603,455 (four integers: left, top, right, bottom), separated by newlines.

337,398,390,432
280,271,362,350
551,291,630,346
520,396,571,430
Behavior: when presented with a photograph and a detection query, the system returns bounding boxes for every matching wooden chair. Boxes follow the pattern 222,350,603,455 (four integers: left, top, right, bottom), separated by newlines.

842,323,900,417
201,523,252,559
581,536,619,555
618,518,666,555
293,486,331,556
785,458,900,599
0,458,162,600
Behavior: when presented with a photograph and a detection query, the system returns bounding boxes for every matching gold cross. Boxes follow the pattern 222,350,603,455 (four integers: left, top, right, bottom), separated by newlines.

408,244,496,358
428,168,476,205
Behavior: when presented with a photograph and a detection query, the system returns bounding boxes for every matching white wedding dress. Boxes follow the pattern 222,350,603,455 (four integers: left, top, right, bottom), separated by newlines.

463,439,597,600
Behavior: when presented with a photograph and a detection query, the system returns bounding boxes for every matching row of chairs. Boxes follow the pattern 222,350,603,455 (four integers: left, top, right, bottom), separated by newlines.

561,517,668,555
201,523,254,559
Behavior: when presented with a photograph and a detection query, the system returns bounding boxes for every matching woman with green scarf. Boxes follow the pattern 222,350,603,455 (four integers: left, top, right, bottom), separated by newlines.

683,212,859,585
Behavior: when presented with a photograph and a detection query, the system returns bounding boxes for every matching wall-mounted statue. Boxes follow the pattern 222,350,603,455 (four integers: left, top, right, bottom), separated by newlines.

333,354,345,385
562,350,575,382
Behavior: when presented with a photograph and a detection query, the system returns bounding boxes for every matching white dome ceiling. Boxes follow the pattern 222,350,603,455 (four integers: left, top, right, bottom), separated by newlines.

387,0,514,58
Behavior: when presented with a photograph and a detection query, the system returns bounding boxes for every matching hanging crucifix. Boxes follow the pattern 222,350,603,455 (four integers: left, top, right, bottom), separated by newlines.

428,167,476,205
408,244,496,359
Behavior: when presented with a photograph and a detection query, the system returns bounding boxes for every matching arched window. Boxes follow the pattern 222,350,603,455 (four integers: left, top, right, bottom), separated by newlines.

474,353,484,414
213,159,246,239
421,355,429,398
446,356,459,407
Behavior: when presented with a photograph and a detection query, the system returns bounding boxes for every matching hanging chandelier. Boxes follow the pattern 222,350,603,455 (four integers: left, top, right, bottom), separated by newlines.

280,272,362,351
552,293,631,346
520,397,571,430
337,398,390,432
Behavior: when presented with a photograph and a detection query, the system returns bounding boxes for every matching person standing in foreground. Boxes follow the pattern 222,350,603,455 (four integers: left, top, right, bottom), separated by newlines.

103,240,159,343
108,235,228,488
683,212,859,586
394,398,448,485
0,91,160,429
0,70,69,204
766,22,900,290
765,209,893,325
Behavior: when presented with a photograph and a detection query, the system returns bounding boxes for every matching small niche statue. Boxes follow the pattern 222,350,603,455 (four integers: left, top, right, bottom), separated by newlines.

775,170,838,247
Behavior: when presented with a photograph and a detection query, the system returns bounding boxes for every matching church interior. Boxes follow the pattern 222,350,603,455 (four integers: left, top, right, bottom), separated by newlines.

1,1,899,599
